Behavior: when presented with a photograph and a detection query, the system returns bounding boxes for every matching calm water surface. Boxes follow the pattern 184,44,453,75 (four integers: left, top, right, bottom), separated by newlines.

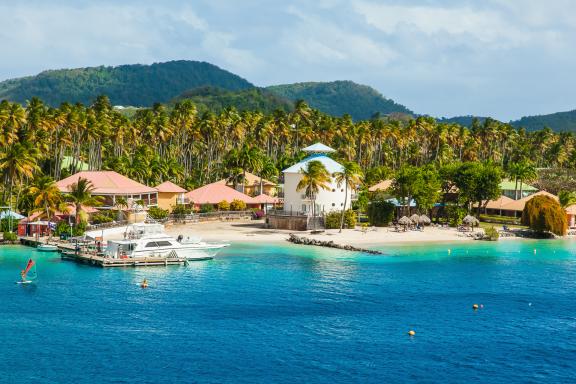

1,240,576,383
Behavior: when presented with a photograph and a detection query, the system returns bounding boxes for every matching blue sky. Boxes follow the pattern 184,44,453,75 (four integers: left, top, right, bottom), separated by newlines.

0,0,574,120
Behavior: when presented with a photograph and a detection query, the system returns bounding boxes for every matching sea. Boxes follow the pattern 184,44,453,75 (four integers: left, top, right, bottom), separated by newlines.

1,240,576,383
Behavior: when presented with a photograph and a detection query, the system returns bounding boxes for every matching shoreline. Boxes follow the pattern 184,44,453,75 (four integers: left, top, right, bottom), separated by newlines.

163,219,481,248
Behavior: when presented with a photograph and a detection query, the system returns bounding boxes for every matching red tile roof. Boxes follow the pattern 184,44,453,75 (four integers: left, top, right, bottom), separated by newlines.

155,181,187,193
185,183,256,204
252,194,279,204
57,171,156,195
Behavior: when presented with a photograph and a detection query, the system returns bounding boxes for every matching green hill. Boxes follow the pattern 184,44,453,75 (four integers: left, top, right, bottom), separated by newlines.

172,86,293,114
266,81,413,120
511,110,576,132
0,60,254,107
437,115,489,126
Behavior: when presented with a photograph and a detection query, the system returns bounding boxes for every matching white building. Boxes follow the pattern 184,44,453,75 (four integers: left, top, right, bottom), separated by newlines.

282,143,352,215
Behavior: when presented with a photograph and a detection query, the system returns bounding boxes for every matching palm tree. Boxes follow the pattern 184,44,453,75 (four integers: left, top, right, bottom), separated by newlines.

114,197,129,221
296,160,331,218
333,161,364,232
0,142,39,203
515,161,538,199
238,145,263,194
28,176,65,241
66,177,101,224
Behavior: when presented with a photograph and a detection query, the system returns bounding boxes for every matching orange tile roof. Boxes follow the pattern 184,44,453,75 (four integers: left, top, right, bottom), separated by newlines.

155,181,187,193
252,194,280,204
185,183,257,204
57,171,156,194
484,195,516,209
500,190,558,212
215,171,275,187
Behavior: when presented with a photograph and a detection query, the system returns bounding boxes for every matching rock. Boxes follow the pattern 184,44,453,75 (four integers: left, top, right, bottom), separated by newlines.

287,234,383,255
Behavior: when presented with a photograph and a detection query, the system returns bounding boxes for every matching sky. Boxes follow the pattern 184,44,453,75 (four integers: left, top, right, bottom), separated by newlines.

0,0,575,121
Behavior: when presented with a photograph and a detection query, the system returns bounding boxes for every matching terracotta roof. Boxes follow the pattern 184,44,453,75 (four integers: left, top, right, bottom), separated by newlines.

368,179,393,192
155,181,187,193
57,171,156,194
500,190,558,212
215,171,275,187
252,194,279,204
185,183,257,204
565,204,576,215
23,205,99,222
484,195,516,209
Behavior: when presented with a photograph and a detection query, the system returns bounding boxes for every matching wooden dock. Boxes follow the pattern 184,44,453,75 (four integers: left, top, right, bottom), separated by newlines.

20,236,189,268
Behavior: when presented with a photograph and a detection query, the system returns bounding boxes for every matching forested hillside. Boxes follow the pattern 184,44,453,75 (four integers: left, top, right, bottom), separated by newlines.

172,86,293,114
0,61,254,107
266,81,413,120
511,110,576,132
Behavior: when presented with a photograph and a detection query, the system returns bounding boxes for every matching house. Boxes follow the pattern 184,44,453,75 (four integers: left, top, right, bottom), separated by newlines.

184,182,258,210
215,171,277,197
17,205,99,236
500,179,538,200
56,171,158,222
282,143,351,215
485,191,559,218
155,181,187,211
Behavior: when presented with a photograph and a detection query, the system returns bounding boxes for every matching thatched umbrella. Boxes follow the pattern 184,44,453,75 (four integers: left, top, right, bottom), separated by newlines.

410,214,420,224
419,214,431,225
398,216,412,227
463,215,480,231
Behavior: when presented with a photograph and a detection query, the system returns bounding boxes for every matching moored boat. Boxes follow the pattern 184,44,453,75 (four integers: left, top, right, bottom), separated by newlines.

37,244,59,252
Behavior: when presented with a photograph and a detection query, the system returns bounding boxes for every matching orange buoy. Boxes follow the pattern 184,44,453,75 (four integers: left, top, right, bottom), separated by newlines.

408,330,416,336
472,304,479,310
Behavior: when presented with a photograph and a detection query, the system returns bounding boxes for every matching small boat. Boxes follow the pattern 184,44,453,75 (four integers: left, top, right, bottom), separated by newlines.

37,244,58,252
17,258,36,284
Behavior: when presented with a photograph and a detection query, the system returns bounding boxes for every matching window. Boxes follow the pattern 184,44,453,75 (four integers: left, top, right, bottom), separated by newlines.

155,241,172,247
341,189,344,192
332,203,335,207
341,203,344,206
332,189,335,192
302,205,306,212
145,242,158,248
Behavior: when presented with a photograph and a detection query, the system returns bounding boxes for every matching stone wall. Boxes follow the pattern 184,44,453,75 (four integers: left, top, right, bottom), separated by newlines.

267,215,309,231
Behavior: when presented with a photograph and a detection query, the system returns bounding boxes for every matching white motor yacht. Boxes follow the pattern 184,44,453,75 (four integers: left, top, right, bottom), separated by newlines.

105,223,228,261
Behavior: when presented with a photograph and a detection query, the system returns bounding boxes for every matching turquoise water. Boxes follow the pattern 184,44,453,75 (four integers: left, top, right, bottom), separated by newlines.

1,240,576,383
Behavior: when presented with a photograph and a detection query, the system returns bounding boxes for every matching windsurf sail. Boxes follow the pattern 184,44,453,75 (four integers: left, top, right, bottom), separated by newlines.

21,259,36,281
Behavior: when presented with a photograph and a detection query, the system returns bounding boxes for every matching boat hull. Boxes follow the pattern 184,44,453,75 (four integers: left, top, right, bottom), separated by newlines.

130,244,228,260
37,245,58,252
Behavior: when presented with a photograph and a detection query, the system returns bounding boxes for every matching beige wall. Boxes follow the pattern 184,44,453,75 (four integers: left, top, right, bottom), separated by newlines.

157,192,179,211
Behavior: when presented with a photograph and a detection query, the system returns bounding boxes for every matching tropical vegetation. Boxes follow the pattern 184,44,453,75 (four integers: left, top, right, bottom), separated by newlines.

521,195,568,236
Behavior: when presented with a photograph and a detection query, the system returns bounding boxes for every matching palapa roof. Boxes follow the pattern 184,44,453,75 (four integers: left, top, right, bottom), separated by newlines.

283,154,344,174
57,171,156,195
215,171,276,187
302,143,336,153
368,179,393,192
155,181,187,193
500,190,558,212
185,183,256,205
252,194,279,204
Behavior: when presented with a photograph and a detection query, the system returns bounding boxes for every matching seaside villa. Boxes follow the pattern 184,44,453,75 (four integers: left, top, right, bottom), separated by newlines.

56,171,158,222
268,143,352,230
184,182,258,210
155,181,187,211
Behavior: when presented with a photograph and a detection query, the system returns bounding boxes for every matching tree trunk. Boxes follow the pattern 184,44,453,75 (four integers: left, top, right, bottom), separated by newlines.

339,180,348,233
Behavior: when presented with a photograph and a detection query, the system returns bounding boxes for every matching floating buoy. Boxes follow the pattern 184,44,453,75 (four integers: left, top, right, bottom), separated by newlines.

448,249,451,255
534,249,537,254
408,330,416,336
480,304,484,309
141,278,148,288
472,304,479,310
528,302,532,306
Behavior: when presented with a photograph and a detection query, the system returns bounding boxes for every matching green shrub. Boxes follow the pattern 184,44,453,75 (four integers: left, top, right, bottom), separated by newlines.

218,200,230,211
200,203,214,213
54,221,71,236
367,200,395,226
73,221,87,236
230,199,247,211
0,218,18,232
446,205,467,227
171,204,192,215
522,195,567,236
91,213,114,224
483,226,499,241
148,206,169,220
324,210,356,229
2,231,17,241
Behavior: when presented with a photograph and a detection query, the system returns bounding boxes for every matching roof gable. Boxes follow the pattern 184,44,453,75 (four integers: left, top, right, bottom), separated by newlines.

282,154,343,174
155,181,187,193
56,171,157,194
185,183,256,204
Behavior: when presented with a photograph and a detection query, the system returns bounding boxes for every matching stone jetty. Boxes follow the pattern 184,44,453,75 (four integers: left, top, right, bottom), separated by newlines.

288,234,383,255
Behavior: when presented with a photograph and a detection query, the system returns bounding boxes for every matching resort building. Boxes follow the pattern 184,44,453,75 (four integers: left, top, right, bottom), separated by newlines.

155,181,187,211
500,180,538,200
215,171,277,197
184,182,257,210
17,205,99,237
56,171,158,222
483,191,558,218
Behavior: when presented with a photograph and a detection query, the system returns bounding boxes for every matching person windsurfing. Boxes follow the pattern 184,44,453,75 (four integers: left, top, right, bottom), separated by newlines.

19,259,36,283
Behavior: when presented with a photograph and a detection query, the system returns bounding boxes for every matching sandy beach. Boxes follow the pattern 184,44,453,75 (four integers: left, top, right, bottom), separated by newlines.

163,219,478,247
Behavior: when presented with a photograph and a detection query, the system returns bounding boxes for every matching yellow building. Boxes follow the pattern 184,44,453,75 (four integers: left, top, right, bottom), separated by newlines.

155,181,187,211
215,171,277,197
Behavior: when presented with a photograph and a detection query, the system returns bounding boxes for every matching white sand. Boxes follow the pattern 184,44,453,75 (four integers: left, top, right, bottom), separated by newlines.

164,219,479,247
